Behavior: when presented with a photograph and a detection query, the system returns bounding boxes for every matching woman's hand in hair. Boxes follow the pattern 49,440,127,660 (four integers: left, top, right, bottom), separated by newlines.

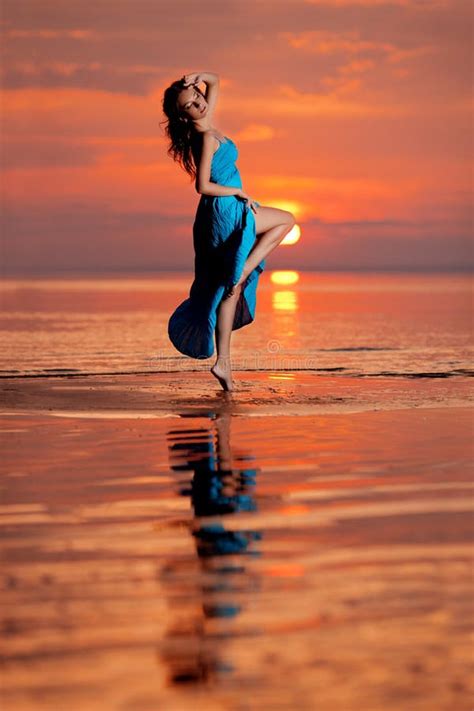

182,73,202,87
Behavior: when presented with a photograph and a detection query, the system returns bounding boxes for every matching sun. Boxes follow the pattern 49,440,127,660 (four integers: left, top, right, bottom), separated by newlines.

262,199,302,246
282,223,301,245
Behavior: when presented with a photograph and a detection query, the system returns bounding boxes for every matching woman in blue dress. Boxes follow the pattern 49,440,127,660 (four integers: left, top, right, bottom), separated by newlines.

161,71,296,391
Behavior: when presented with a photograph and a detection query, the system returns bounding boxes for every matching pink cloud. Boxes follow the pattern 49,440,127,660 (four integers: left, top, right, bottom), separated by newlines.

304,0,448,6
5,29,98,39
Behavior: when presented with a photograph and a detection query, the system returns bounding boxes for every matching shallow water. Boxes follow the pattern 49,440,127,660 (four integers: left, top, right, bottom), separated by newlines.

1,270,473,709
0,271,472,378
1,405,473,710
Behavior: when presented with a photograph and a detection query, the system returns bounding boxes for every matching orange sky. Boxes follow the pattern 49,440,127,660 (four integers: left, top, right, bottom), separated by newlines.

1,0,472,274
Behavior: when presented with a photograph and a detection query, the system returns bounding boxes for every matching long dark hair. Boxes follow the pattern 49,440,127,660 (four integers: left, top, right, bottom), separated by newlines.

160,79,206,182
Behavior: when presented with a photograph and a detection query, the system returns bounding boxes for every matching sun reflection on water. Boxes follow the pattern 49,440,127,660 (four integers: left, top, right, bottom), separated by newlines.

270,270,300,285
272,290,298,312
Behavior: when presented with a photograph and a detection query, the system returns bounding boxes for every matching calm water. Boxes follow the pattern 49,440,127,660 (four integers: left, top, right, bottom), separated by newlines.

1,405,473,710
0,271,472,378
1,270,473,710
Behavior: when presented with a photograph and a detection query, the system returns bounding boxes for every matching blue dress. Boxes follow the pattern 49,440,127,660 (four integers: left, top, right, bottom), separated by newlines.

167,135,265,359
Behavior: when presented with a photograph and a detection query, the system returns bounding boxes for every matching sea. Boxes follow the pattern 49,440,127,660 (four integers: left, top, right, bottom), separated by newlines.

0,270,472,378
1,270,473,710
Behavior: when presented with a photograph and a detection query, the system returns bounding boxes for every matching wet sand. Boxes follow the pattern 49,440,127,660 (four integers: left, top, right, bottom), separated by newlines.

1,372,473,710
1,369,472,417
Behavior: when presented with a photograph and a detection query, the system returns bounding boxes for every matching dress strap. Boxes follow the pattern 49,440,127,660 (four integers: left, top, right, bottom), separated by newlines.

209,131,227,145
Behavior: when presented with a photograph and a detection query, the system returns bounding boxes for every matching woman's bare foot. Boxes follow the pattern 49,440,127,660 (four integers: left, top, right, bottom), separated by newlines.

210,357,233,391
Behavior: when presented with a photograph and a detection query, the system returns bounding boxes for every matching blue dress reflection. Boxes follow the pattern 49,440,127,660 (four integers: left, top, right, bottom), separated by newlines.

158,410,262,687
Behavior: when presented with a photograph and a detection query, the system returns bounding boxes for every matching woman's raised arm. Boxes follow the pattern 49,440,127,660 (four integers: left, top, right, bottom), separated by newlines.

182,72,220,118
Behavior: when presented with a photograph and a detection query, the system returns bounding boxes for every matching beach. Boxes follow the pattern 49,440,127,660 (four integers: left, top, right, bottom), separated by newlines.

1,271,473,710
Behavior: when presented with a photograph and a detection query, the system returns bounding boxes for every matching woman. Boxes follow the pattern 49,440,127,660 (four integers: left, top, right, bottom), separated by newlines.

162,71,296,391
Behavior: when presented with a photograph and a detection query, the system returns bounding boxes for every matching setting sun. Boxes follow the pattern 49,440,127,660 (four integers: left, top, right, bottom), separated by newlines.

282,224,301,245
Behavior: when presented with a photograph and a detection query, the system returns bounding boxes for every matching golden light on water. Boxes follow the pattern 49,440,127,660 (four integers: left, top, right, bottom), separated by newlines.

271,271,299,312
282,224,301,245
272,290,298,311
270,271,300,285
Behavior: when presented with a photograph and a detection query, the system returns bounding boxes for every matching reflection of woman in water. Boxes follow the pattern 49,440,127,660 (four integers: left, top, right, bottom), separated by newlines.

159,409,262,685
168,410,261,555
161,71,296,391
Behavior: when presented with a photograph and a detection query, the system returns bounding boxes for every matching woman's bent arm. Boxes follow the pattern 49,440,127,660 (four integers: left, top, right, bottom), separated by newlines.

199,72,219,85
198,182,241,198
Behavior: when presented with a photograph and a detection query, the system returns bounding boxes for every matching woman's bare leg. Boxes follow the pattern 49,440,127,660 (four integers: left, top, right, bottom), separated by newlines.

242,222,293,279
212,208,296,387
211,284,242,391
224,221,295,298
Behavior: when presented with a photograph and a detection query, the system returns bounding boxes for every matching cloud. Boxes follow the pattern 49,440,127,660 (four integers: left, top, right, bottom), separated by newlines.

3,137,103,169
2,202,471,274
284,30,395,54
235,124,278,142
1,86,167,139
304,0,449,6
282,29,437,71
1,203,195,273
4,29,98,39
243,83,416,117
0,60,166,95
338,58,376,74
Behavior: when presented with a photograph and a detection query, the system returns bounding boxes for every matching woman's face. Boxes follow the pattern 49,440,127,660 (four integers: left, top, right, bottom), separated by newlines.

178,85,208,121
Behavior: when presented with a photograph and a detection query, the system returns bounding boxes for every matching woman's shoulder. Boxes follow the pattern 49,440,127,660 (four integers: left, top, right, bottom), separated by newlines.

194,129,226,145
